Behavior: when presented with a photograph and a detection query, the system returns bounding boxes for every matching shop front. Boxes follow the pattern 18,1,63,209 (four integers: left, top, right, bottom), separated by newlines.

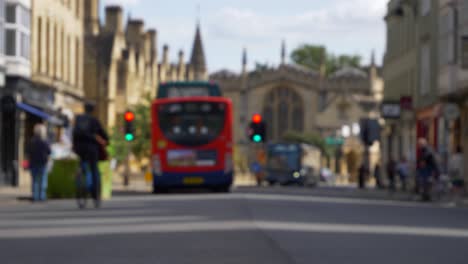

0,77,63,187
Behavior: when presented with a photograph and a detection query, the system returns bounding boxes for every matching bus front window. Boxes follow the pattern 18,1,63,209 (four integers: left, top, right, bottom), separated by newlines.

159,102,226,147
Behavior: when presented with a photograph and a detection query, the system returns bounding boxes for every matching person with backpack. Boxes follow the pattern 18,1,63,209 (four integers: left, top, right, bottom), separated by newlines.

72,103,109,207
27,123,51,202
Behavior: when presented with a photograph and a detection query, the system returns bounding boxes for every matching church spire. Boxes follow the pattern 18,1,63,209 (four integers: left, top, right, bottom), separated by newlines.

190,23,207,80
281,40,286,65
242,47,247,70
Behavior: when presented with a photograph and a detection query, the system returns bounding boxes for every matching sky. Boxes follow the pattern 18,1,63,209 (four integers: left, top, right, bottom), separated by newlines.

102,0,388,74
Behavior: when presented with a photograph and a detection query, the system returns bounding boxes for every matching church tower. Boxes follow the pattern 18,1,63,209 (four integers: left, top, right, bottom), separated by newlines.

189,23,207,80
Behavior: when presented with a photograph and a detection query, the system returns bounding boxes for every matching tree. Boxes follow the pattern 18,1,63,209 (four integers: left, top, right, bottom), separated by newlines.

108,93,153,164
282,131,334,158
254,62,270,71
130,93,153,160
290,45,326,71
290,44,362,75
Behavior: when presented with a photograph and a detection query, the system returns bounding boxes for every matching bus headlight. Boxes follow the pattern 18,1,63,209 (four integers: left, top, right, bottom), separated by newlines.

293,172,301,178
224,153,233,174
152,154,162,175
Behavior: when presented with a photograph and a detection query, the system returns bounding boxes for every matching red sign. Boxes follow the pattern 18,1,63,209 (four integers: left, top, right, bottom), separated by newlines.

400,96,413,110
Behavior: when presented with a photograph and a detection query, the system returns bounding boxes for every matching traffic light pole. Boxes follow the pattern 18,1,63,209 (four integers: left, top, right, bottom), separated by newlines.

124,141,130,186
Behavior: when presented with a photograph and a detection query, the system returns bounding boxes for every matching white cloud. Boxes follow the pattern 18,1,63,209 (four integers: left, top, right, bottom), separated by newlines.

207,0,387,68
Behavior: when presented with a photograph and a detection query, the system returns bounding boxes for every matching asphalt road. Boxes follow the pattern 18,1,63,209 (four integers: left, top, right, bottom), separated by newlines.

1,187,468,264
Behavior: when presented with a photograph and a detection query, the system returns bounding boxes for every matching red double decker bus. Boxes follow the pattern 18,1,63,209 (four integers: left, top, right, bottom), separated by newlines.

151,97,233,192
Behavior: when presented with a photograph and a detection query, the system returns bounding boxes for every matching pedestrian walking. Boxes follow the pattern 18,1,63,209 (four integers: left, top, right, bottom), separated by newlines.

417,159,433,201
417,138,440,201
397,157,410,192
386,159,397,192
72,102,109,208
373,163,383,189
448,146,464,206
27,123,51,202
358,163,369,189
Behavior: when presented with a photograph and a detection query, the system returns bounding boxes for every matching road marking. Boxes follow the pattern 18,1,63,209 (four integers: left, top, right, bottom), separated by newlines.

1,220,468,239
0,216,206,228
107,193,438,209
0,208,170,219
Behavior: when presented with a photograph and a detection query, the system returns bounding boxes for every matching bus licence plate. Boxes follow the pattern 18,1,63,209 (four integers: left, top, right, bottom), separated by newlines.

183,177,204,185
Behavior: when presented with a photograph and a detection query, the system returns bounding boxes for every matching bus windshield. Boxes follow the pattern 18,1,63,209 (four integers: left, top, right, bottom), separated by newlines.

267,144,301,171
158,102,226,147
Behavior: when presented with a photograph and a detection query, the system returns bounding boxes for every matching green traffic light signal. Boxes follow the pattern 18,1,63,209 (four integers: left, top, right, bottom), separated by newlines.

253,134,262,143
125,133,134,141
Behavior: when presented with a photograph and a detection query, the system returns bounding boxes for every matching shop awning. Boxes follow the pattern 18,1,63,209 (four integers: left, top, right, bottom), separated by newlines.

16,102,64,126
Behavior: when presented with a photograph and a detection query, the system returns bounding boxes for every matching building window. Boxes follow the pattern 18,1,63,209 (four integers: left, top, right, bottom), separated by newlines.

67,35,71,83
6,4,15,23
5,29,15,55
420,0,431,16
46,19,50,74
420,43,430,95
75,37,79,86
20,5,29,28
53,24,58,77
75,0,80,18
20,32,28,59
0,23,4,54
263,87,304,141
37,17,42,71
61,29,64,78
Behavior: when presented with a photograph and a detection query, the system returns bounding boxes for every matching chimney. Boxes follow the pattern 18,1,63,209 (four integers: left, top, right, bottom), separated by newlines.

127,19,145,47
162,45,169,65
147,29,157,58
105,6,123,33
84,0,100,35
178,50,185,80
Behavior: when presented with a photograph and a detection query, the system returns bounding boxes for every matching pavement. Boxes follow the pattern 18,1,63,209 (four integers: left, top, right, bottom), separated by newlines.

1,186,468,263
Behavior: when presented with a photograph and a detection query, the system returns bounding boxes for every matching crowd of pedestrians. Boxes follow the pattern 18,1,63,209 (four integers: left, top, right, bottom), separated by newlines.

372,138,466,205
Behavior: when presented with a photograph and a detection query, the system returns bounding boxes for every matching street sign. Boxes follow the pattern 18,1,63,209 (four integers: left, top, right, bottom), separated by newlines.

443,103,460,120
325,137,344,146
381,102,401,119
400,96,413,110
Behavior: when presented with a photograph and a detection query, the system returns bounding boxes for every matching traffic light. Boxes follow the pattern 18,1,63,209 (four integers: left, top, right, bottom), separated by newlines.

124,111,135,141
249,114,266,143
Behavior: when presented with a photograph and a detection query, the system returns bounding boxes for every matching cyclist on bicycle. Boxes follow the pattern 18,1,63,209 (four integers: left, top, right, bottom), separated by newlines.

72,102,108,207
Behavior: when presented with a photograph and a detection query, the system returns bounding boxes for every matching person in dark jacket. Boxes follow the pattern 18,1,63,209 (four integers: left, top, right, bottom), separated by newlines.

27,123,51,202
72,103,109,206
387,159,397,192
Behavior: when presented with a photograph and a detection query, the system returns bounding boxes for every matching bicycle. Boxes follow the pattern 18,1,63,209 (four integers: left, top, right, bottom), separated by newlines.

76,162,101,209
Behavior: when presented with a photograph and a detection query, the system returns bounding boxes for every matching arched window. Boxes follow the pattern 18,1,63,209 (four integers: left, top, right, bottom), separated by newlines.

263,87,304,141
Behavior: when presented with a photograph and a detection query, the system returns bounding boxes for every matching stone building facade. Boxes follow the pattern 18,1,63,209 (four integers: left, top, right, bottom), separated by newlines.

210,47,382,180
83,1,206,128
31,0,85,116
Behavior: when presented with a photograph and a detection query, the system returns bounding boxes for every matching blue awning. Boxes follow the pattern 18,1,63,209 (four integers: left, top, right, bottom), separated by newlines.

16,102,64,126
17,102,50,119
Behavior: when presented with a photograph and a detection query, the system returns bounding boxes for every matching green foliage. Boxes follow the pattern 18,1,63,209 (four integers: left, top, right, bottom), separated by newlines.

255,62,270,71
130,93,153,160
108,92,153,162
290,44,362,75
282,131,334,157
108,125,128,163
